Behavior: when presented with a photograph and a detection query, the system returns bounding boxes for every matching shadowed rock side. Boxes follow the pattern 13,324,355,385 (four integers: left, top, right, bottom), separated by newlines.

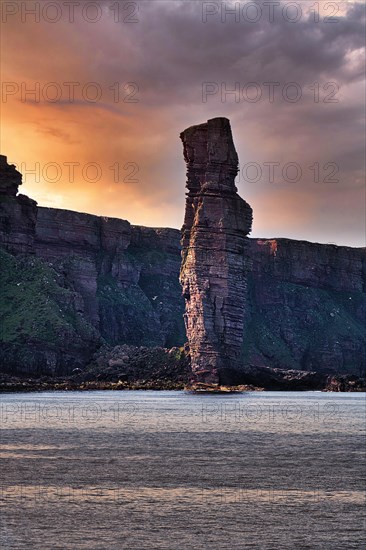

179,118,253,385
244,238,366,376
0,155,37,254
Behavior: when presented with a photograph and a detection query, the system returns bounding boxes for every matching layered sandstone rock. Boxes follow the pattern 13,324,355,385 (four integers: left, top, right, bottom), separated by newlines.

0,155,37,254
179,118,253,384
0,150,365,378
243,238,366,375
0,154,21,196
34,208,184,349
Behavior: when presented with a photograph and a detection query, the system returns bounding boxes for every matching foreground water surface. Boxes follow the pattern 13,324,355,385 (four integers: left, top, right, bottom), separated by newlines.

0,390,365,549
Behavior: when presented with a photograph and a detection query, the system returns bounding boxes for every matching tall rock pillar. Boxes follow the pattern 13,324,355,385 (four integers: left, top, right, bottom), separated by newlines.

179,118,252,385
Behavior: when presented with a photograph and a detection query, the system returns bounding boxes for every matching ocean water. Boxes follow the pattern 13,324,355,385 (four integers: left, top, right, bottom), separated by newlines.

0,390,365,549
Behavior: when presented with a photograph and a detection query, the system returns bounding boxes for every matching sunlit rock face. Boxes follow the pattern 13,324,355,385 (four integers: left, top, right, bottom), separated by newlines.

179,118,253,385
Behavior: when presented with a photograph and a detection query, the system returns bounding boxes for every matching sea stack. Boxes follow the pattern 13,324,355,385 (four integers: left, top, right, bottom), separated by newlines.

179,118,253,386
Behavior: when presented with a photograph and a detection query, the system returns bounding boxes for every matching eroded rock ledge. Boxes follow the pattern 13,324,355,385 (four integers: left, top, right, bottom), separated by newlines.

180,118,253,385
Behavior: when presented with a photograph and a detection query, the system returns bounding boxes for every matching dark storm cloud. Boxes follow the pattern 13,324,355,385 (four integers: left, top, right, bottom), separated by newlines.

114,0,365,101
2,0,365,245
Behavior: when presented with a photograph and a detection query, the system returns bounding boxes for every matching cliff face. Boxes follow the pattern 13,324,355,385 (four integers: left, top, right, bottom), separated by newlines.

0,156,185,374
0,155,37,254
0,155,365,377
179,118,252,384
35,208,184,348
244,239,366,377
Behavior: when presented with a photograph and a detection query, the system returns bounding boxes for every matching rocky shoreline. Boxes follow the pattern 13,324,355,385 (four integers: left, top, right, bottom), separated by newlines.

0,376,186,393
0,345,189,393
1,345,364,394
1,377,365,393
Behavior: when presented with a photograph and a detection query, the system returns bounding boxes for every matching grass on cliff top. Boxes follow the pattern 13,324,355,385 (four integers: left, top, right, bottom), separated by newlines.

0,248,98,346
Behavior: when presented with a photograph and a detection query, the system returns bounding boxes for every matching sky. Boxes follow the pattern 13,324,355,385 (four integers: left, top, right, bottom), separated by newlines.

1,0,365,246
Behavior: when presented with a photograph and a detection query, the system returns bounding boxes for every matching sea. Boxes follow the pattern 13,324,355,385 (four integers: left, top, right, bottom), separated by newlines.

0,390,365,549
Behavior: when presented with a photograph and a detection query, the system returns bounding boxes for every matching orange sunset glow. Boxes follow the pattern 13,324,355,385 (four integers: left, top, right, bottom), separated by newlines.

1,0,365,245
